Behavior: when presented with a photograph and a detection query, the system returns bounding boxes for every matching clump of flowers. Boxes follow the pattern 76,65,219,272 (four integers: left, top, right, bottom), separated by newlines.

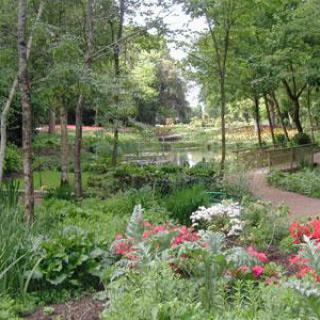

288,234,320,283
111,221,200,265
289,220,320,244
190,201,243,237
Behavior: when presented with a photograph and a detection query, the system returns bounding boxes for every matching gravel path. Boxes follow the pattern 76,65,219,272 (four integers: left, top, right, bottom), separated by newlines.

248,153,320,219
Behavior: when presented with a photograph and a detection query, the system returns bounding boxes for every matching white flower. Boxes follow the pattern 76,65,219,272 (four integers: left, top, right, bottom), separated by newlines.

190,201,243,236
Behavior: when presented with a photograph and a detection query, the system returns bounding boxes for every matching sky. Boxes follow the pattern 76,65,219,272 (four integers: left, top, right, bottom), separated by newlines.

131,2,207,108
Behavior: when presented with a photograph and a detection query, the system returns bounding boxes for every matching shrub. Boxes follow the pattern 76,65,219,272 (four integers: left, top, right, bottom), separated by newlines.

4,144,21,174
164,184,210,225
291,133,312,146
275,133,287,146
28,226,111,290
241,200,289,250
268,168,320,198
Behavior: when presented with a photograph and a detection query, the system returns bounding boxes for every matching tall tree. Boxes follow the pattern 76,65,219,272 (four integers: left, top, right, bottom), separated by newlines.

182,0,249,174
17,0,34,223
0,1,44,184
74,0,94,199
110,0,125,166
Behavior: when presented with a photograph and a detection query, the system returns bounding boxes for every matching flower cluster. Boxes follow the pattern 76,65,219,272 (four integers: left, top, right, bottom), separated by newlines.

289,220,320,244
247,246,269,263
112,222,200,264
190,201,243,237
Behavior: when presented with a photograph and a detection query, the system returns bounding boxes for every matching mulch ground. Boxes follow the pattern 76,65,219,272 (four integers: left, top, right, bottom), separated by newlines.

25,296,105,320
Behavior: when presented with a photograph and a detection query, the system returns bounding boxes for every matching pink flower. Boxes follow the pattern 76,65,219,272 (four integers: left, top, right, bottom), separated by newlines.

144,221,153,227
115,234,123,240
252,265,264,278
247,246,268,263
154,226,166,232
114,241,132,255
238,265,249,273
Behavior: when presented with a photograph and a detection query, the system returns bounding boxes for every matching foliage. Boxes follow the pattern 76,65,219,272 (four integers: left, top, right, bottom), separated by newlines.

164,184,210,225
268,168,320,199
291,133,312,146
87,162,219,196
27,226,111,290
274,134,287,146
4,144,21,174
240,200,289,250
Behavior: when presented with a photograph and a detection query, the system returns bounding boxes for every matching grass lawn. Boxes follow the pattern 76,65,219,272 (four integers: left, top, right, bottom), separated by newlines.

18,170,90,190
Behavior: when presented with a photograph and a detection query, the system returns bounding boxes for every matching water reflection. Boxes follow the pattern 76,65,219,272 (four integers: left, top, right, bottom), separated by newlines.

126,147,219,167
165,148,217,167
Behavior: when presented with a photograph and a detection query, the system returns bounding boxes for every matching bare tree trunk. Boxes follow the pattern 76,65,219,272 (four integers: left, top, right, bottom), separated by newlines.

111,127,119,166
220,79,226,173
307,86,315,142
111,0,124,167
254,96,262,147
0,1,44,184
60,105,69,186
18,0,34,223
74,0,94,199
264,95,276,146
48,109,56,134
282,77,306,134
271,91,290,141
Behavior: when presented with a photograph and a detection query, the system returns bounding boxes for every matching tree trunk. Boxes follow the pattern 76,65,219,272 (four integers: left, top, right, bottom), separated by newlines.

0,1,44,185
292,98,303,133
110,0,124,167
48,109,56,134
18,0,34,223
264,95,276,146
220,79,226,173
271,91,290,141
254,96,262,147
74,0,94,199
60,105,69,186
112,127,119,166
307,86,315,142
74,96,83,198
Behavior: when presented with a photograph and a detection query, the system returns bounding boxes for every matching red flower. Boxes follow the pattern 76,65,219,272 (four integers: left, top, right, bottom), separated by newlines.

114,241,132,255
252,265,264,278
247,246,268,263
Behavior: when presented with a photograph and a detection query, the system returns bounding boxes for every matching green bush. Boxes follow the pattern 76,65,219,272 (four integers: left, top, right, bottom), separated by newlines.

164,184,210,225
4,144,21,174
240,199,289,250
268,169,320,198
274,133,287,146
291,133,312,146
28,226,111,290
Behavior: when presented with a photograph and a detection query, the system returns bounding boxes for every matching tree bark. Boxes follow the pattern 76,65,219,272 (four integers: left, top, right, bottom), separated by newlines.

60,104,69,186
0,1,44,184
264,95,276,146
111,0,125,166
111,127,119,166
48,109,56,134
307,86,315,142
291,98,303,133
74,0,94,199
253,95,262,147
18,0,34,223
220,79,226,172
282,78,305,133
270,91,290,141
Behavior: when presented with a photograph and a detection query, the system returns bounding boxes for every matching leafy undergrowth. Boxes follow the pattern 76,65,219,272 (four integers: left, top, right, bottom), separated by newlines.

268,168,320,198
3,177,320,319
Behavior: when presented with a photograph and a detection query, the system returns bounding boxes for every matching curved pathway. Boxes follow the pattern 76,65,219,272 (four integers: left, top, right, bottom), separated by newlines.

248,153,320,219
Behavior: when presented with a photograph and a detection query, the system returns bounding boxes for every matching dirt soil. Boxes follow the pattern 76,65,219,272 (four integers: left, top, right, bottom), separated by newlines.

25,295,105,320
